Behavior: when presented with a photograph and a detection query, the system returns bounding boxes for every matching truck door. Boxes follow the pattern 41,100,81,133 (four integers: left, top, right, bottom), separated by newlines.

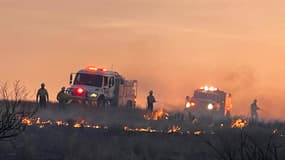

107,76,116,98
108,76,120,106
103,76,112,96
113,78,120,106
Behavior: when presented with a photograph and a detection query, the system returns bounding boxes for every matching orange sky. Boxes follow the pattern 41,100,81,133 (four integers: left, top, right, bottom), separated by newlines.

1,0,285,119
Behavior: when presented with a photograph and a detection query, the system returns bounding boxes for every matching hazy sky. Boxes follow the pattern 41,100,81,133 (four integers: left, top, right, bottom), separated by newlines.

1,0,285,119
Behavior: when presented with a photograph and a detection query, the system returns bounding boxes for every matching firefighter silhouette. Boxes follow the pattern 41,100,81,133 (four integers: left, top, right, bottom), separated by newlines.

147,90,156,112
57,87,67,108
251,99,260,120
36,83,49,108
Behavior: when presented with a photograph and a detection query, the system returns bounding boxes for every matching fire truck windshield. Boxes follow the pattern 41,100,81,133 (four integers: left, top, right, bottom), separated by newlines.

74,73,103,87
194,92,219,102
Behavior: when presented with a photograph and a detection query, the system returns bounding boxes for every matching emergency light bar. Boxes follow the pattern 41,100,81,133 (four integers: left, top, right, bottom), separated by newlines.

200,85,218,92
86,66,107,72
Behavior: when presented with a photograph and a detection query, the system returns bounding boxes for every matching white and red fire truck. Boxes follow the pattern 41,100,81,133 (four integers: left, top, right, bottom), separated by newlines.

66,66,138,108
185,86,232,118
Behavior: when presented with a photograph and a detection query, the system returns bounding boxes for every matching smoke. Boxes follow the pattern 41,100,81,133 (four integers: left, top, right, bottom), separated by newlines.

218,66,258,115
222,66,257,92
36,103,147,127
132,65,259,113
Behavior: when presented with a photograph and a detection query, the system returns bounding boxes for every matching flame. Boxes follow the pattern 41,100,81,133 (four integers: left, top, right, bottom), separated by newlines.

231,119,248,129
20,116,112,131
73,120,86,128
41,120,52,125
18,116,253,135
144,108,169,120
56,120,63,126
20,117,108,130
21,117,32,126
124,126,157,133
21,116,247,134
55,120,69,126
193,130,202,135
73,120,84,128
36,117,41,125
153,109,169,120
168,125,181,133
93,125,101,129
73,122,82,128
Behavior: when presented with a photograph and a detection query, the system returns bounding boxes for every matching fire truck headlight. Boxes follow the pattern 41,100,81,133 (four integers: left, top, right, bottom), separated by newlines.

186,102,191,108
208,103,214,110
89,93,97,98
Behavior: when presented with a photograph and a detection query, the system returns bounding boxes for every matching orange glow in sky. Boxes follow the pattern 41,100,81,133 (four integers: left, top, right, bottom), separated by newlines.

1,0,285,119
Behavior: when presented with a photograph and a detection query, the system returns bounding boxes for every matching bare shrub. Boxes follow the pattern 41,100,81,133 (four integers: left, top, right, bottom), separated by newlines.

0,81,37,139
205,127,285,160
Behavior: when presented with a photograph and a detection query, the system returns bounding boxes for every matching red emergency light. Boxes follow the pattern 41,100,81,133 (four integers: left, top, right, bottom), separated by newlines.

74,87,85,96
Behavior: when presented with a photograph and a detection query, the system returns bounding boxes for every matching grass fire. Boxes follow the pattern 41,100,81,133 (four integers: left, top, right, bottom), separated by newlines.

9,103,284,160
2,1,285,158
1,81,285,160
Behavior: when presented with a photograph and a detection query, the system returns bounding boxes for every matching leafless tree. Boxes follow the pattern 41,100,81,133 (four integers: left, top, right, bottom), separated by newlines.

0,81,37,140
205,128,285,160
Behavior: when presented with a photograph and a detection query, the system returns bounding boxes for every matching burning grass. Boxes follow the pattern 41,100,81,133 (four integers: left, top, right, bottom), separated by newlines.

144,108,169,121
231,118,248,129
18,105,285,138
5,103,285,160
5,119,285,160
21,117,32,126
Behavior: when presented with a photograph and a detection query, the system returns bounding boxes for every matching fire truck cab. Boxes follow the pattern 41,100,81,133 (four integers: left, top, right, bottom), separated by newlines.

66,66,138,108
185,86,232,118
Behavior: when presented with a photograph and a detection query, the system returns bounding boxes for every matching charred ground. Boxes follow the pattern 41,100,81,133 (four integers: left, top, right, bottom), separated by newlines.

1,103,285,160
